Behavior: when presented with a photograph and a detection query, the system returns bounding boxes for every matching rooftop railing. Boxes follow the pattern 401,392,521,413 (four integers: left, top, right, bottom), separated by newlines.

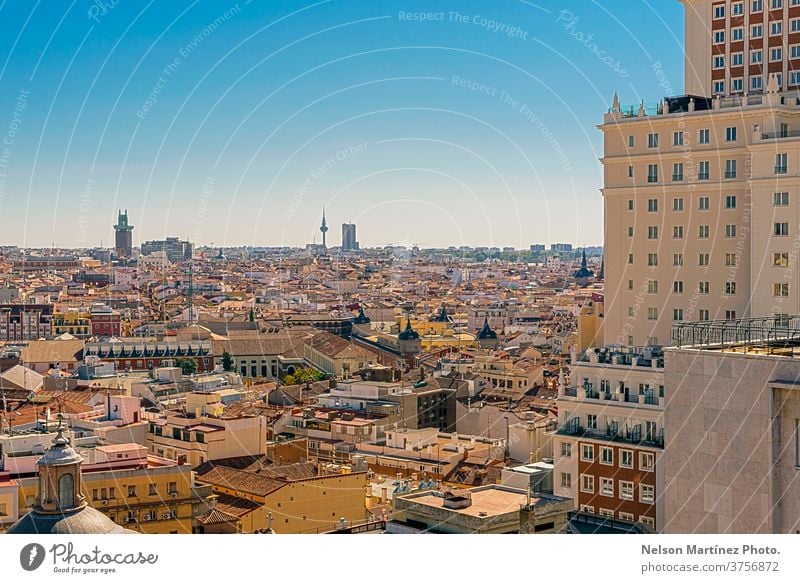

672,315,800,353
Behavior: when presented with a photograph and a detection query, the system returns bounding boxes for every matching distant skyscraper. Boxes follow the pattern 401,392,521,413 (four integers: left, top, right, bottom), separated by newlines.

113,210,133,258
342,223,358,251
320,208,328,249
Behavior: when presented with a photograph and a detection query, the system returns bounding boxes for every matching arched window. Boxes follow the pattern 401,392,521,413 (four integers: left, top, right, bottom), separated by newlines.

58,474,74,509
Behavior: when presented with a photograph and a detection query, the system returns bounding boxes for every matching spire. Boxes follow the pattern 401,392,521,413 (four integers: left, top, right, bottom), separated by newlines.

581,248,587,268
612,92,620,112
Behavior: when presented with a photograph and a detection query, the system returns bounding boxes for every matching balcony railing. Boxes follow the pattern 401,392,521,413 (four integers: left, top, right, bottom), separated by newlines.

762,129,800,139
672,174,684,181
724,171,737,179
557,424,665,448
697,172,709,180
775,166,788,174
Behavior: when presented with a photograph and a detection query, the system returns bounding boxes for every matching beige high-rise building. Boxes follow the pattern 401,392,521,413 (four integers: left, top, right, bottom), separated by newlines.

602,0,800,347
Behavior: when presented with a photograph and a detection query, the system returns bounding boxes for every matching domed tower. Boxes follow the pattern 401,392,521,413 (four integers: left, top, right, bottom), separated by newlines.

7,415,133,534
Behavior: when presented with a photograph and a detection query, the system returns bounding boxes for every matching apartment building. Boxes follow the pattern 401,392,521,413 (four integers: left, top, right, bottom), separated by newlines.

665,317,800,533
553,346,665,530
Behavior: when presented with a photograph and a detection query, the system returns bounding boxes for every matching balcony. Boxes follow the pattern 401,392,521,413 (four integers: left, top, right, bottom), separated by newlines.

697,172,709,180
775,166,788,174
671,174,684,181
724,171,736,179
762,130,800,140
647,175,658,183
556,423,665,448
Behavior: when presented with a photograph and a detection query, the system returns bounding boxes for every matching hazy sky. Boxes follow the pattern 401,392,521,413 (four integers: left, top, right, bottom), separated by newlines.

0,0,683,249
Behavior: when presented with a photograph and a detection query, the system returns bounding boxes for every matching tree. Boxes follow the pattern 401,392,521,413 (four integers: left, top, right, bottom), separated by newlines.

175,357,197,376
282,367,324,386
249,307,255,322
221,351,233,372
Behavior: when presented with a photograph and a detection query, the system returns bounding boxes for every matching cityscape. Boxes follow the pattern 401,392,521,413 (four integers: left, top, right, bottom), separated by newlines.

0,2,799,572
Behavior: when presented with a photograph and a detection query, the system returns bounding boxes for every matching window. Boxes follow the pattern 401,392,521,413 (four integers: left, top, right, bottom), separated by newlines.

793,46,800,60
726,310,737,320
627,199,634,210
752,75,763,90
771,21,782,36
726,127,737,142
752,25,763,39
600,477,614,497
600,447,614,465
647,307,658,320
628,165,634,178
647,165,658,183
714,80,725,94
713,55,725,69
647,226,658,239
774,252,790,267
640,452,655,471
673,131,684,146
699,129,710,144
641,516,655,527
672,162,684,181
647,198,658,212
149,484,157,496
92,488,99,501
725,195,736,209
794,18,800,32
628,253,634,265
627,226,633,237
673,197,683,211
580,505,594,514
732,78,743,92
560,472,572,488
673,225,684,239
587,414,597,430
620,481,634,500
699,281,710,294
699,196,710,210
581,444,594,461
673,253,684,266
714,30,725,43
733,1,744,14
725,224,737,238
628,134,634,147
725,253,737,267
698,161,710,180
673,280,684,293
714,4,725,17
699,224,710,238
774,192,789,206
774,283,790,297
647,280,659,294
628,280,634,290
640,484,655,504
773,0,783,7
751,49,763,64
580,474,594,494
620,449,633,468
647,253,658,267
725,159,736,178
725,281,737,295
733,27,744,41
771,47,783,62
560,441,572,457
732,52,743,66
774,222,789,236
128,485,137,497
776,153,787,174
699,309,710,321
647,133,659,148
628,306,635,317
673,308,684,321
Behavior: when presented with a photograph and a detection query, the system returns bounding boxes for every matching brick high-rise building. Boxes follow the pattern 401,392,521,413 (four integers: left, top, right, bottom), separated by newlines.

602,0,800,347
113,209,133,259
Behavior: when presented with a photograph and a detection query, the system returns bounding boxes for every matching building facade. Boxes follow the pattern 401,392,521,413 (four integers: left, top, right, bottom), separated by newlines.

113,209,133,259
553,346,665,531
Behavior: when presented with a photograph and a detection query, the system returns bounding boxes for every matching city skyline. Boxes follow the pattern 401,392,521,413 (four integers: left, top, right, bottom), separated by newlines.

0,1,684,249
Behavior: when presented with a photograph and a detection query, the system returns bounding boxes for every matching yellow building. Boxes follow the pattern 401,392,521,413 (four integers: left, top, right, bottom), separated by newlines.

419,332,476,351
14,443,206,534
576,300,604,352
52,310,91,338
194,461,368,534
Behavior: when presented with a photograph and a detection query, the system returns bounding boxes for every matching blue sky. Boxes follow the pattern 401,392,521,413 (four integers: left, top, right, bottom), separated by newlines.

0,0,684,249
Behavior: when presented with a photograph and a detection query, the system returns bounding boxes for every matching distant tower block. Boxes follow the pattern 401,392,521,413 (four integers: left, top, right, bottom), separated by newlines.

113,209,133,258
342,222,358,251
320,208,328,249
